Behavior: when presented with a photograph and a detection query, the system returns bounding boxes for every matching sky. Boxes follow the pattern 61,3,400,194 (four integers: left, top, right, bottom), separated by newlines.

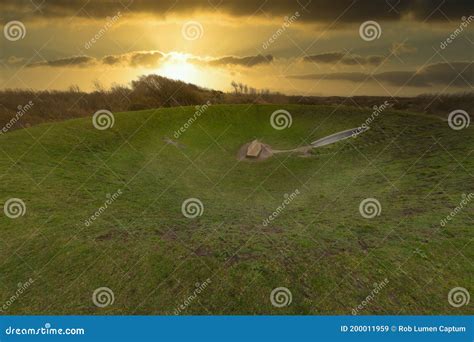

1,0,473,96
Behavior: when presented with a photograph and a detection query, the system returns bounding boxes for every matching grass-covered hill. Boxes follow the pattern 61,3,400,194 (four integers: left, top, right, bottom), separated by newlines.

0,104,472,314
1,74,472,132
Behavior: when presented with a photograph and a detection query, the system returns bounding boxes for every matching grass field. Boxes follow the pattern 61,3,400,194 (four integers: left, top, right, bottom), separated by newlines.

0,104,472,314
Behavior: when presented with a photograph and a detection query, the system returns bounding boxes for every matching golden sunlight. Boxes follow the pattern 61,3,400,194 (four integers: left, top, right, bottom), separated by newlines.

157,52,201,84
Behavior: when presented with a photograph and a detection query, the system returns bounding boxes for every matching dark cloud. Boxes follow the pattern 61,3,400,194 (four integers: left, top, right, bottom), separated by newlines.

27,56,96,68
3,0,471,23
102,55,127,65
303,52,385,66
129,51,165,67
289,62,473,87
28,51,165,68
25,51,270,69
205,54,274,67
102,51,164,67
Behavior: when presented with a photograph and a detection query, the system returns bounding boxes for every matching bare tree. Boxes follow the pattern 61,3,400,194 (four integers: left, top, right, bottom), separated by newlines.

68,85,81,93
231,81,238,94
92,79,105,93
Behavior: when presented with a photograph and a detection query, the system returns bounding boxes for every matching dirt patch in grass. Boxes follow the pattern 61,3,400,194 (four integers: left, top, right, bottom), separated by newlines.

357,238,369,254
160,229,178,241
193,245,213,257
95,229,130,242
226,252,259,267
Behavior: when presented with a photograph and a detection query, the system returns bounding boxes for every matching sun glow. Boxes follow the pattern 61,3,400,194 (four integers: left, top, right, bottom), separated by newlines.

157,52,201,84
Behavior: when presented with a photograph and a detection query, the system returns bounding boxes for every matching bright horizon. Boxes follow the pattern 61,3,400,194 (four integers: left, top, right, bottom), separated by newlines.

1,1,473,96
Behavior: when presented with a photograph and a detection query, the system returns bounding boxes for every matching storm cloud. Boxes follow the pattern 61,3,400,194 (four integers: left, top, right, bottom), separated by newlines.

2,0,472,23
204,54,274,67
303,52,385,66
28,51,166,68
25,51,272,69
27,56,96,68
289,62,473,88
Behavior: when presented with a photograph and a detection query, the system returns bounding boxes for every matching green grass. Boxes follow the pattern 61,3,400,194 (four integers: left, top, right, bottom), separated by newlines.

0,104,472,315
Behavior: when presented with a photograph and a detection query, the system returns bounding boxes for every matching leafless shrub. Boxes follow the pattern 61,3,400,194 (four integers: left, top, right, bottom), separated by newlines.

0,74,471,132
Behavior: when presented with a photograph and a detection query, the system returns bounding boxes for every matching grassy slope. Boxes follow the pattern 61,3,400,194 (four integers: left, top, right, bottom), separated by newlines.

0,104,472,314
